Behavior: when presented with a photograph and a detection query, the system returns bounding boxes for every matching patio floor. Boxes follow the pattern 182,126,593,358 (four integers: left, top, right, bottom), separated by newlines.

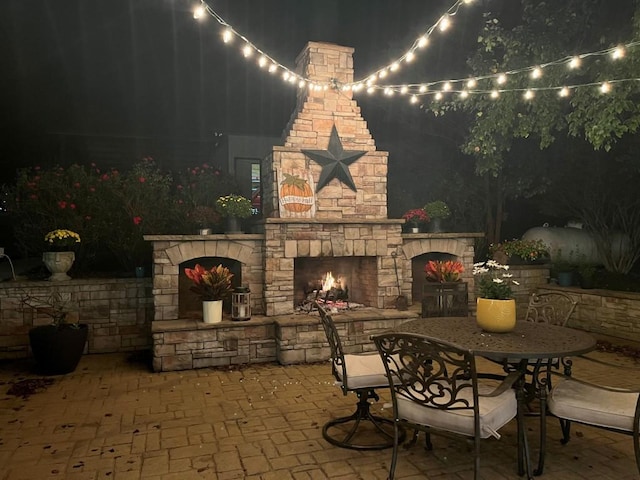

0,347,638,479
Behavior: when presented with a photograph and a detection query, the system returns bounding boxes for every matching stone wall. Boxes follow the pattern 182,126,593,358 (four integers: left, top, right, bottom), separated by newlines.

0,278,153,360
538,285,640,342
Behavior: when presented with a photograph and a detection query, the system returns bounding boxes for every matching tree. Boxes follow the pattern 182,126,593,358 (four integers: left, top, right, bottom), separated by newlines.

427,0,640,265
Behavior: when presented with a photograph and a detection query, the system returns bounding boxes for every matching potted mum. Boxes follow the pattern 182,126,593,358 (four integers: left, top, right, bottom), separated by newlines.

402,208,429,233
43,229,81,281
185,264,234,323
22,290,88,375
423,201,450,232
473,260,520,332
215,194,253,233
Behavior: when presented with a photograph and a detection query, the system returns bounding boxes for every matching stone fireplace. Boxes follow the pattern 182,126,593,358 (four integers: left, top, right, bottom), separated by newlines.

145,41,482,370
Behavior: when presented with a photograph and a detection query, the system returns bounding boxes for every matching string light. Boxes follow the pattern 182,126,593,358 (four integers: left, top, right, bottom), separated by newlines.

523,89,534,100
194,0,640,99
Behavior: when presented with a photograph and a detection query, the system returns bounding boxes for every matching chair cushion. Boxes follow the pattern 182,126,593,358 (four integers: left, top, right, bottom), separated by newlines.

548,378,639,432
337,353,389,389
396,382,517,439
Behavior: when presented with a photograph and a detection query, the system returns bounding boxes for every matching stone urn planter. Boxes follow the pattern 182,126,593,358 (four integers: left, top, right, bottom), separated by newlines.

42,251,75,281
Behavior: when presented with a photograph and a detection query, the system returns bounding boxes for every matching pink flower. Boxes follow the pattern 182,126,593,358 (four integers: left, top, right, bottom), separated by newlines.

139,177,146,183
101,174,109,181
133,216,142,225
58,201,67,209
70,203,76,210
89,186,96,192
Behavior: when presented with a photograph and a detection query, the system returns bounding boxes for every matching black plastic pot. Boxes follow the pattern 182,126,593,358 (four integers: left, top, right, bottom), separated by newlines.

29,324,88,375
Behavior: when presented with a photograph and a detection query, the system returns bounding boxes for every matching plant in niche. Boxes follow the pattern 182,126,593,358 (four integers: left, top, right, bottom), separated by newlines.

423,200,451,219
473,260,519,300
191,205,221,228
185,264,234,301
215,194,252,219
44,229,81,252
402,208,429,225
425,260,464,282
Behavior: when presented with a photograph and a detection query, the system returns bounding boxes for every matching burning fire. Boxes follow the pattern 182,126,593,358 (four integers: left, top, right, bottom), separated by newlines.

322,272,336,291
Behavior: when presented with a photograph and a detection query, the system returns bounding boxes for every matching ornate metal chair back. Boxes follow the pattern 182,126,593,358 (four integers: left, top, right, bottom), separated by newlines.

526,292,577,326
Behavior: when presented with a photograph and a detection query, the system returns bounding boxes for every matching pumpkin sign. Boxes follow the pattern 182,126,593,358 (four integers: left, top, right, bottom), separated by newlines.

278,171,315,217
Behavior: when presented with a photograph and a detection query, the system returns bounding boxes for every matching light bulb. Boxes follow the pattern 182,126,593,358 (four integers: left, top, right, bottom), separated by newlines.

600,82,611,93
524,89,534,100
384,87,394,96
569,56,581,69
459,90,469,99
419,85,427,93
400,86,408,94
268,64,277,73
242,45,252,58
405,51,415,62
612,46,625,60
438,15,451,32
390,62,399,72
497,74,507,85
282,72,290,81
443,82,452,91
410,95,418,104
222,29,233,43
417,36,429,48
368,75,377,84
288,76,296,84
258,56,267,68
367,87,375,94
466,78,477,88
435,92,443,100
531,67,542,79
559,87,570,97
193,5,205,19
378,70,387,79
298,80,306,88
491,90,499,99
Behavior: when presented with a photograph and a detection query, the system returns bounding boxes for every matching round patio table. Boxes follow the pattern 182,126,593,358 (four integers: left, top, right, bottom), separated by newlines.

394,317,597,476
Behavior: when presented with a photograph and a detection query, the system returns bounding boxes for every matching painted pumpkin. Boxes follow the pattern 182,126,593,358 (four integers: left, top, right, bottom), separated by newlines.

280,173,313,212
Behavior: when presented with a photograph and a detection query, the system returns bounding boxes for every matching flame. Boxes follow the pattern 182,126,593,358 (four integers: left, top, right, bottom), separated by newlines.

322,272,335,291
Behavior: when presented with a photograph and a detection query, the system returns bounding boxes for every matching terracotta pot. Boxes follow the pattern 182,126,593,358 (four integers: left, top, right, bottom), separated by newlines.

476,298,516,333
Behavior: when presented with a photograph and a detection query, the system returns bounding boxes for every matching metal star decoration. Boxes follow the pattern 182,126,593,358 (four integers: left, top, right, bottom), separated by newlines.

302,125,366,192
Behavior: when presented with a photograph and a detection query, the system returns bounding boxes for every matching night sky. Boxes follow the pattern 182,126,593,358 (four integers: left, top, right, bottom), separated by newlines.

0,0,483,153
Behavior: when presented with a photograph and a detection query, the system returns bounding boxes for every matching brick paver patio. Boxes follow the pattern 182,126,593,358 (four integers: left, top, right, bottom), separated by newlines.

1,348,638,479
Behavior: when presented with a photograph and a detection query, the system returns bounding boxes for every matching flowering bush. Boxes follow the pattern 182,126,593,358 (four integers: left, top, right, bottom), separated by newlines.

425,260,464,282
491,239,549,262
402,208,429,224
44,229,81,252
473,260,519,299
216,194,253,218
185,264,234,301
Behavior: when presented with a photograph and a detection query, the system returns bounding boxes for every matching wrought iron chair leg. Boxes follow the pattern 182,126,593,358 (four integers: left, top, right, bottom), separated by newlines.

322,389,403,450
559,418,571,444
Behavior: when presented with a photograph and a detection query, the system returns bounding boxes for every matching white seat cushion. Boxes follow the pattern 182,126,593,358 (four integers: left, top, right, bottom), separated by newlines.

337,353,389,389
396,382,517,439
549,379,639,432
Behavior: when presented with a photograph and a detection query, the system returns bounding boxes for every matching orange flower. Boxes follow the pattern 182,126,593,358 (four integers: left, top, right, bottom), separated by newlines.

425,260,464,282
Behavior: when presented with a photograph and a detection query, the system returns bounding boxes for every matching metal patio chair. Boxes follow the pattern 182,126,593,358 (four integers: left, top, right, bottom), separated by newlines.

316,302,403,450
373,332,532,480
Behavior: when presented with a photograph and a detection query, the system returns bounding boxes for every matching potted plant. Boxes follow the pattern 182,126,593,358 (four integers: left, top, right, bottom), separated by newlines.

424,260,464,283
473,260,520,332
401,208,429,233
575,254,597,289
42,229,81,281
552,249,576,287
215,194,253,233
423,201,450,232
491,239,550,265
185,264,234,323
22,290,88,375
191,205,221,235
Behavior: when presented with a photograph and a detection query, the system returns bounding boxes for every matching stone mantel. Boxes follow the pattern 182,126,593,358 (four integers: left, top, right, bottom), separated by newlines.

144,234,264,241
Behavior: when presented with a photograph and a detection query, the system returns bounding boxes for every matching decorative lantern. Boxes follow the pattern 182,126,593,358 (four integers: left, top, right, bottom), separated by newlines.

231,286,251,321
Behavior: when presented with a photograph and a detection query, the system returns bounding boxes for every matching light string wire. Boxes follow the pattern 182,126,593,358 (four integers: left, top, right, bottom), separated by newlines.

193,1,640,102
194,0,471,89
368,41,640,96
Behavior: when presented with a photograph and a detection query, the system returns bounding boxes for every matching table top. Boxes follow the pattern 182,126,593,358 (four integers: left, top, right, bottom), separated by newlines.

395,317,596,360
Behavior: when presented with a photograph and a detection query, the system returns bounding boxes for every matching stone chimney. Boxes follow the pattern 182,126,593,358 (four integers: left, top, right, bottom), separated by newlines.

262,42,389,220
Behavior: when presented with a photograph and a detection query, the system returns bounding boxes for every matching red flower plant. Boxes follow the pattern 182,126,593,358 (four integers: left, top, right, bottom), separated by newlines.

402,208,429,224
425,260,464,283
